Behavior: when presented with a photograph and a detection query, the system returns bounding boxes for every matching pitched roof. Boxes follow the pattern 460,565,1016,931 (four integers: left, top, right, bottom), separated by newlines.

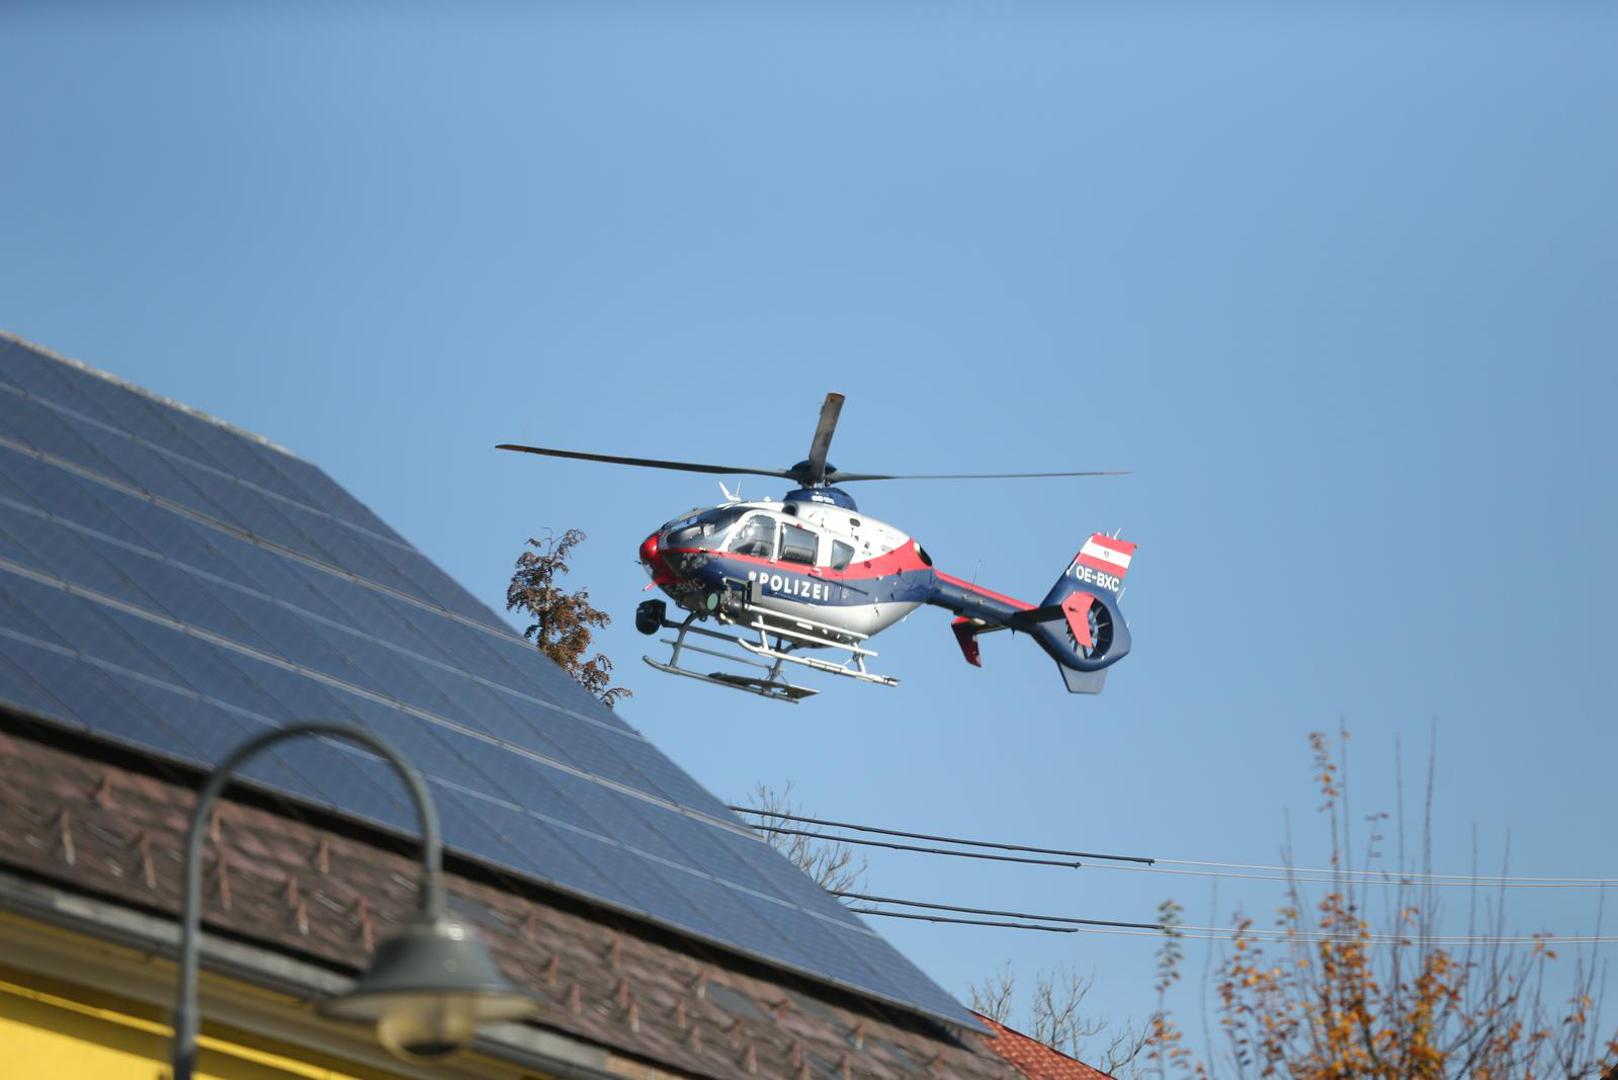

974,1014,1118,1080
0,722,1022,1079
0,330,975,1029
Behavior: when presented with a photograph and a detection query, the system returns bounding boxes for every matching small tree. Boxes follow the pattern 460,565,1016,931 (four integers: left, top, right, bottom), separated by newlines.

1145,900,1195,1080
971,963,1018,1024
1148,730,1618,1079
747,782,868,894
973,962,1150,1077
1035,968,1150,1074
507,529,631,708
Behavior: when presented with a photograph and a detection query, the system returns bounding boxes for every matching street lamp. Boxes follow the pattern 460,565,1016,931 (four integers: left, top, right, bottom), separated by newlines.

171,722,540,1079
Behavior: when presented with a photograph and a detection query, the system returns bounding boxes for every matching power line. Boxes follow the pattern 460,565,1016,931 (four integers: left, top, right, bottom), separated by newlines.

1167,924,1618,945
1158,857,1618,886
730,805,1153,864
833,891,1163,931
844,896,1618,945
735,806,1618,889
1090,862,1618,890
848,909,1082,933
746,824,1081,868
999,924,1618,945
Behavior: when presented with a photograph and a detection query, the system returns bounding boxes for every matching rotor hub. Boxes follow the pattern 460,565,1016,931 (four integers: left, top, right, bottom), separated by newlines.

783,486,857,511
788,459,835,486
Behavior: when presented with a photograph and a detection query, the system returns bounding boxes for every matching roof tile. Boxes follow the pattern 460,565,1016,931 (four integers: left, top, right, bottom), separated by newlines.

975,1014,1117,1080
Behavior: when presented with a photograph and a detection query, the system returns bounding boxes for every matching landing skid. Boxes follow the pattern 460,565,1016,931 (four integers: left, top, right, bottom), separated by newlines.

642,657,818,702
642,610,898,703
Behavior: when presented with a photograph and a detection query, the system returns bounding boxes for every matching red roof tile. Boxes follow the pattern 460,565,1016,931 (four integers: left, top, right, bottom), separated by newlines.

974,1013,1117,1080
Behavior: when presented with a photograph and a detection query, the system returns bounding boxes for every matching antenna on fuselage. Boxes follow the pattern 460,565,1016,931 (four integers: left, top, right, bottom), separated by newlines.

719,481,743,503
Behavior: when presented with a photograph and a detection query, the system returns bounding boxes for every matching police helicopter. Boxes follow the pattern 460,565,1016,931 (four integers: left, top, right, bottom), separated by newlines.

498,393,1136,703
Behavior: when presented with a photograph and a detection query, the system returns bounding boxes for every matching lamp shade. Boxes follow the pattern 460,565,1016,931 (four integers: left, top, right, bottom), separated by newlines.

319,915,540,1060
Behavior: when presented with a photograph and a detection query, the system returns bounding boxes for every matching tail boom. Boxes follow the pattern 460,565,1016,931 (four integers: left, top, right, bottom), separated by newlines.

926,533,1137,694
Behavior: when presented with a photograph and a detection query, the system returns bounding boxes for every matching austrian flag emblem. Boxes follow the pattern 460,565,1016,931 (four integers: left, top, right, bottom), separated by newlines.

1075,534,1135,578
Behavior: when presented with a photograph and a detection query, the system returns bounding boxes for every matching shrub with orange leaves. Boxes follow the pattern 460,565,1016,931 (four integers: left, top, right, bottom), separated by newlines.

507,529,632,708
1148,731,1617,1080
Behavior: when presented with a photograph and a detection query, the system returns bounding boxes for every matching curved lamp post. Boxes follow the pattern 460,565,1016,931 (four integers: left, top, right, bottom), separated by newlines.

171,722,540,1079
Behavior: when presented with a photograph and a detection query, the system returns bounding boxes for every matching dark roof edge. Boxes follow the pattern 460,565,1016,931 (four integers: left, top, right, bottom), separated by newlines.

1,328,303,461
0,704,981,1043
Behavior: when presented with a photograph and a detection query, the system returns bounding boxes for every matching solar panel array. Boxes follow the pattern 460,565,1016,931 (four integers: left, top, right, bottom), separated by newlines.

0,334,976,1030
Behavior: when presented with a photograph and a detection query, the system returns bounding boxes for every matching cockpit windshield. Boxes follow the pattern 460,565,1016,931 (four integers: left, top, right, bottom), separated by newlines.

662,506,747,549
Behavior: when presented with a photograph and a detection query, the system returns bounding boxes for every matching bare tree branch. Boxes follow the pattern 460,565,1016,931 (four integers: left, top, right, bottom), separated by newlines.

971,963,1018,1024
748,782,867,894
972,960,1150,1078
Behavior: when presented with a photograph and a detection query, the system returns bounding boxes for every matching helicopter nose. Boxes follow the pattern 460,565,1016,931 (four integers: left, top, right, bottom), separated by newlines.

639,532,677,586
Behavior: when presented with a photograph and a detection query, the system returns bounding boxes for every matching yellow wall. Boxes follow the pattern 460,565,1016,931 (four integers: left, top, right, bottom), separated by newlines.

0,972,393,1080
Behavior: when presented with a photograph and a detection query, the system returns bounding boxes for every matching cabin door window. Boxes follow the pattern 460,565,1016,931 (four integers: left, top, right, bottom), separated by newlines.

779,524,819,566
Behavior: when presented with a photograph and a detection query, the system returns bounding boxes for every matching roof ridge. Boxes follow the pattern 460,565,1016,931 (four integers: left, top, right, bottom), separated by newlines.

0,328,303,461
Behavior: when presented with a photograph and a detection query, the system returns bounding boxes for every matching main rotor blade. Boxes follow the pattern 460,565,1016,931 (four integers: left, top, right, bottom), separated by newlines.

804,392,846,486
496,444,797,480
826,469,1132,482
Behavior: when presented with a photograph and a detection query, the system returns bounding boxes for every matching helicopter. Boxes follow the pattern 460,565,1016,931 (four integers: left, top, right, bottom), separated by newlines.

498,393,1136,703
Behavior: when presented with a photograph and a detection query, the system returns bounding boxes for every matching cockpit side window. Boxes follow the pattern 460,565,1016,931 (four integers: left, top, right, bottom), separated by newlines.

727,515,778,558
829,540,856,571
667,507,745,548
780,523,819,566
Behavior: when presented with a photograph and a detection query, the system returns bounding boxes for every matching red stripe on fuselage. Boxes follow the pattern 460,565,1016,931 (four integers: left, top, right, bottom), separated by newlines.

933,572,1034,612
665,541,932,582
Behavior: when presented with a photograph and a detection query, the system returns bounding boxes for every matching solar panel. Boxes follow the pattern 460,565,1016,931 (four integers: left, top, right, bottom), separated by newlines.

0,334,978,1030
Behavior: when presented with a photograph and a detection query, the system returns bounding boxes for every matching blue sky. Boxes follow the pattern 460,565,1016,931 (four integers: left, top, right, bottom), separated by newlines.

4,0,1615,1058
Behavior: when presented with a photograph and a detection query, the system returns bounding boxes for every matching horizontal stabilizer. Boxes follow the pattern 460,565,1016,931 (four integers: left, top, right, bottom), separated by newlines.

1007,594,1096,648
1005,604,1064,629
